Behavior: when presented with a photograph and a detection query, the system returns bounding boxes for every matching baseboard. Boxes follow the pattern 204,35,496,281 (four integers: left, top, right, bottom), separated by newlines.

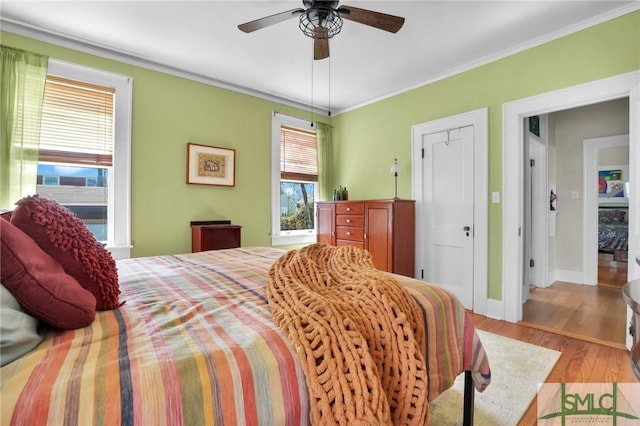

549,269,595,286
485,298,504,320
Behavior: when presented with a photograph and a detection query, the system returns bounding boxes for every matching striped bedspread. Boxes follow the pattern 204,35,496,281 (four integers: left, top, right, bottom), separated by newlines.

0,246,490,425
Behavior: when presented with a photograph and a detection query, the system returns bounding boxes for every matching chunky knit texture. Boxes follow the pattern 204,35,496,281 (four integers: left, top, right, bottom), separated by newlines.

267,244,428,426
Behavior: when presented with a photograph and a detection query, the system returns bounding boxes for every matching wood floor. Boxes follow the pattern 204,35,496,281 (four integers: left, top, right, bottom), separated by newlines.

521,252,629,347
469,312,637,426
597,252,629,288
522,281,627,346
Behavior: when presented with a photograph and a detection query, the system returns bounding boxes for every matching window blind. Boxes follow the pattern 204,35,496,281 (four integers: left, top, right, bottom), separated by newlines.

39,75,114,166
280,125,317,182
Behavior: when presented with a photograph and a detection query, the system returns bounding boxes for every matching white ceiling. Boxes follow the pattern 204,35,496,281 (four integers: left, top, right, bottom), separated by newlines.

1,1,638,115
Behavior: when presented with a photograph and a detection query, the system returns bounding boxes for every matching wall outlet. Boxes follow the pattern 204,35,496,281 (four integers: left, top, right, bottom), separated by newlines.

492,191,500,203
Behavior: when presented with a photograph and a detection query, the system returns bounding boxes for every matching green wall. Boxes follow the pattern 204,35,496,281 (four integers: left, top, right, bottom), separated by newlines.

1,31,328,257
331,11,640,299
2,10,639,299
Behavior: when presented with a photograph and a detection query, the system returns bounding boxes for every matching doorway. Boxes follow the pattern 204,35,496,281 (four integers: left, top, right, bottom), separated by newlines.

503,73,639,350
411,108,488,313
583,134,630,285
521,101,630,347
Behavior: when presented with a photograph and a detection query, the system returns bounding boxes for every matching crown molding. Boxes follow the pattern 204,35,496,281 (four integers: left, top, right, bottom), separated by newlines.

2,2,637,117
334,3,640,115
0,18,330,117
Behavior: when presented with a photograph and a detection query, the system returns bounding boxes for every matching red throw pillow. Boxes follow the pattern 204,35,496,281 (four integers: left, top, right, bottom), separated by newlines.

11,195,122,310
0,210,12,221
0,217,96,329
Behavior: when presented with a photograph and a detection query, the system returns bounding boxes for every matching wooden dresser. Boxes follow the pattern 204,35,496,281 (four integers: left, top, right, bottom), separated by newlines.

316,199,415,277
190,220,241,252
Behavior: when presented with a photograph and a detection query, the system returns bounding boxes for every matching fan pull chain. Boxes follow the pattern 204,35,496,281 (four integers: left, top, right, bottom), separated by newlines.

328,55,331,117
310,41,315,127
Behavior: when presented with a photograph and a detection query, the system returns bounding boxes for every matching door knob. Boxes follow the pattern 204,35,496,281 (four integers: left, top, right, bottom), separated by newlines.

463,226,471,236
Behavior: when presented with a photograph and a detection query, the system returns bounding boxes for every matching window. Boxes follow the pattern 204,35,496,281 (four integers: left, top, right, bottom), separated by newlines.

37,60,132,259
271,113,318,245
42,175,59,186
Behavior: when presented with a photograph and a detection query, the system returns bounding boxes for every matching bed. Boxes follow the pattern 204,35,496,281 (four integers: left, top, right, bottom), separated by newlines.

2,238,490,425
598,207,629,254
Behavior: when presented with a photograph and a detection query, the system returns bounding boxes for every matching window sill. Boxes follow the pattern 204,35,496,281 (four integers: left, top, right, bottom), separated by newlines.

271,234,316,246
106,245,132,260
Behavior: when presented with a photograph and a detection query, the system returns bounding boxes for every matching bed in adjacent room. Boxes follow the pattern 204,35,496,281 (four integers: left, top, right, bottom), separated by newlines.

1,197,490,425
598,207,629,255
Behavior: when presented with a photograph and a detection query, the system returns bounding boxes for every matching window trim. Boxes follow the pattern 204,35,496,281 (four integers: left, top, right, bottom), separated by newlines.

271,113,317,246
46,59,132,259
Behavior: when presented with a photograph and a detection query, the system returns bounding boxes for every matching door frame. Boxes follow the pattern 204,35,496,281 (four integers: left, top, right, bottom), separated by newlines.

502,71,640,323
411,108,489,315
582,134,629,285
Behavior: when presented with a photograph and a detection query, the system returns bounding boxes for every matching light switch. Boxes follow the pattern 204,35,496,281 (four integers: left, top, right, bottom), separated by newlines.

492,192,500,203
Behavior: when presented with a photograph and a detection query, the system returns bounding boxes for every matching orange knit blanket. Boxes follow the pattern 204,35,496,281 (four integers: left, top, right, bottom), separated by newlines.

267,244,429,425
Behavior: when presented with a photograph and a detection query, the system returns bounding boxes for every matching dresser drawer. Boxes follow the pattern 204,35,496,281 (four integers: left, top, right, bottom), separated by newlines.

337,240,364,250
336,203,364,215
336,226,364,241
336,215,364,227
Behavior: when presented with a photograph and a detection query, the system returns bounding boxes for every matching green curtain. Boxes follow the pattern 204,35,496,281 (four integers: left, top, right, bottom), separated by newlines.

0,46,48,209
316,122,334,201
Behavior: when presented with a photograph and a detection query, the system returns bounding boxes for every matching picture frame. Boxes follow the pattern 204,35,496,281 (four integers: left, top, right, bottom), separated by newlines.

187,143,236,187
528,116,540,137
598,165,627,196
598,165,629,206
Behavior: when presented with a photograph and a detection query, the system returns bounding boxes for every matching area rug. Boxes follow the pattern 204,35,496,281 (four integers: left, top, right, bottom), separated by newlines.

429,329,561,425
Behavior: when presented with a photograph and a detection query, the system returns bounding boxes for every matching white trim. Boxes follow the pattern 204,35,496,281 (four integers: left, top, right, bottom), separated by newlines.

502,71,639,323
1,19,330,117
47,59,133,259
412,108,488,315
582,135,629,285
270,112,317,246
335,4,640,115
549,269,591,286
486,299,504,320
4,3,638,117
627,84,640,352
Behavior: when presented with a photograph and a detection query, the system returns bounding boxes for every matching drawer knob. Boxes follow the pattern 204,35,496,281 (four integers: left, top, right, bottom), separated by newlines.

347,232,351,236
346,219,351,223
346,207,351,211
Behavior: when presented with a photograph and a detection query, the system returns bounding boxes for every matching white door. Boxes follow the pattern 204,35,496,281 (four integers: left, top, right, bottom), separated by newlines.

422,126,474,308
524,116,549,298
523,136,546,303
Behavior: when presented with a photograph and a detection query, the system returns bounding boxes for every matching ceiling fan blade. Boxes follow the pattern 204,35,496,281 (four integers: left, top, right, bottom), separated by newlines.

314,28,329,60
238,8,304,33
337,5,404,33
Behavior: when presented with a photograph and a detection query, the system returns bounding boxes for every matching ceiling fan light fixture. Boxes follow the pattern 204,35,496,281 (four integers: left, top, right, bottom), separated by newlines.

299,6,343,39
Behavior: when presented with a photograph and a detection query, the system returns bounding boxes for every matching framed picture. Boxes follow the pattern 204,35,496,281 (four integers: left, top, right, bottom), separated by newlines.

528,116,540,137
598,165,626,196
187,143,236,186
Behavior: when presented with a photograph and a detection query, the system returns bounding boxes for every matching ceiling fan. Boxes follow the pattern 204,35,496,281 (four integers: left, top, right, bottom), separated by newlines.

238,1,405,60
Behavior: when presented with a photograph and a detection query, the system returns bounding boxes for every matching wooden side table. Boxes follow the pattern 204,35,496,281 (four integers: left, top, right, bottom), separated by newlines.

190,220,241,252
622,278,640,380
